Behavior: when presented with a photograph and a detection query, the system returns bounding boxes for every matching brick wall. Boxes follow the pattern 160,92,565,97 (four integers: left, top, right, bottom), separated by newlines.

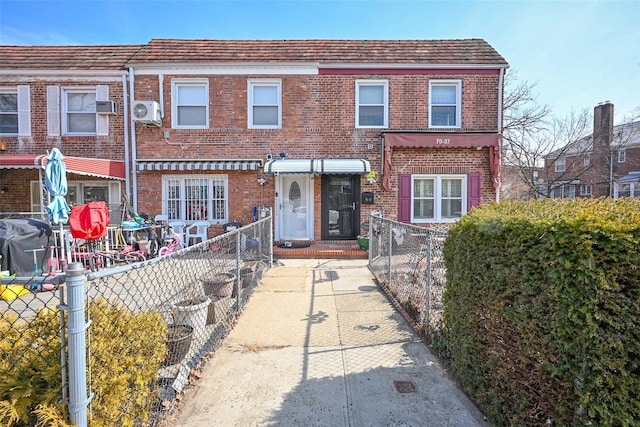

1,79,127,159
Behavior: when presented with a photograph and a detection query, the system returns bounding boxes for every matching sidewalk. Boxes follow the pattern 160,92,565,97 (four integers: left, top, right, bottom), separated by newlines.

164,259,486,427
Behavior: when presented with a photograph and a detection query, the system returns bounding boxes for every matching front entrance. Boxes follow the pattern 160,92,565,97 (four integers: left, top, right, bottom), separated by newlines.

276,174,313,240
321,175,361,240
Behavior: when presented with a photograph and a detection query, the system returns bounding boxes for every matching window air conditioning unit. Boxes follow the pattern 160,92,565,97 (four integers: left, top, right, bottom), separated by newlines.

132,101,161,125
96,100,117,115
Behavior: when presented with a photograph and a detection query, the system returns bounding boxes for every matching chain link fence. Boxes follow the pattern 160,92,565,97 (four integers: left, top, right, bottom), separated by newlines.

0,213,272,426
368,213,448,343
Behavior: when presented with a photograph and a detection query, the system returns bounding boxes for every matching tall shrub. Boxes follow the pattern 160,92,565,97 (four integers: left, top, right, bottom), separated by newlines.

443,198,640,426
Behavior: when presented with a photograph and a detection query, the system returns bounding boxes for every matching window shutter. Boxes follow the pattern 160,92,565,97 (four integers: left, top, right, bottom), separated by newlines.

468,172,481,209
17,85,31,136
47,86,60,136
398,173,412,223
96,85,109,136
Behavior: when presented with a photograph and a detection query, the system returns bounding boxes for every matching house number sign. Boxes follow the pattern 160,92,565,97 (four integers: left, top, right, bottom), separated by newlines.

435,138,451,145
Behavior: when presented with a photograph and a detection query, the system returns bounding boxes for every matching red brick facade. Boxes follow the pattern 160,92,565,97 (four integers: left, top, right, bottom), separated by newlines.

1,40,508,240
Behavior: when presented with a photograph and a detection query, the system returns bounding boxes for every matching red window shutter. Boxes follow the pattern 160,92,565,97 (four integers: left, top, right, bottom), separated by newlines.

468,172,481,210
398,174,411,223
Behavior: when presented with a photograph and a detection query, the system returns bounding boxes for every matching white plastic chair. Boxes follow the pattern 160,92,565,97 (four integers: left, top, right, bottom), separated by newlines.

185,221,210,246
154,214,168,224
168,221,186,244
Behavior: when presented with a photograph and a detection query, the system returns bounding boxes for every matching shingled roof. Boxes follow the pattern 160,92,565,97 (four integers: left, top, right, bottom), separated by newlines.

0,39,508,70
0,45,144,70
128,38,508,66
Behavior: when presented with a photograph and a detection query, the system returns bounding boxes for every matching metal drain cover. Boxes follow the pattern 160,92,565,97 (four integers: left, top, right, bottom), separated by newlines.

394,380,416,393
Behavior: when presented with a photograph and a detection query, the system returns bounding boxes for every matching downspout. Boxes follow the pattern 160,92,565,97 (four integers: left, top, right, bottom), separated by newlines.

128,66,138,212
122,74,131,203
496,67,506,203
159,74,165,118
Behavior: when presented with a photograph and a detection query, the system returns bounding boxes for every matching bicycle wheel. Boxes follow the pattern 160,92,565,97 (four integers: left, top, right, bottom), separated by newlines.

147,239,159,258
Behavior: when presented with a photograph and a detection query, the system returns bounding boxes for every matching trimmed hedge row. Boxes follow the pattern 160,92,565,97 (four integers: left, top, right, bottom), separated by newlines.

443,198,640,426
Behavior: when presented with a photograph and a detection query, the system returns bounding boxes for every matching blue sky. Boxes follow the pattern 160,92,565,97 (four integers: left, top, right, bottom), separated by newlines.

1,0,638,124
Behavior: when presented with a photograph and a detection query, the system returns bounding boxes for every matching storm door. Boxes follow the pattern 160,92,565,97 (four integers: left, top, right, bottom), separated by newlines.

277,174,313,240
321,175,360,240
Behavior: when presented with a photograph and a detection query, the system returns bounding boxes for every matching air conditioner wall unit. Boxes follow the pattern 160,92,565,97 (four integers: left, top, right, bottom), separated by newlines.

96,100,117,114
132,100,162,125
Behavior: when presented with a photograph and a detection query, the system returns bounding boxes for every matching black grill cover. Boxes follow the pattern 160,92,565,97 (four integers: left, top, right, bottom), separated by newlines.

0,219,53,276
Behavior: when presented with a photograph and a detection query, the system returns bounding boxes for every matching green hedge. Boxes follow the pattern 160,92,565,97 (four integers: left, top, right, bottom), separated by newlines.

443,198,640,426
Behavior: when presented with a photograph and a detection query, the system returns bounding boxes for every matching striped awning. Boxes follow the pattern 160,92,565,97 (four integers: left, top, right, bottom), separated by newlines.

264,158,371,174
136,159,263,171
0,154,125,180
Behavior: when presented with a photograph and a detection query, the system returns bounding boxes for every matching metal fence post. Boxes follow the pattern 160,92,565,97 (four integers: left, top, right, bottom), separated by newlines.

424,233,433,330
235,231,241,310
65,262,90,427
387,221,393,286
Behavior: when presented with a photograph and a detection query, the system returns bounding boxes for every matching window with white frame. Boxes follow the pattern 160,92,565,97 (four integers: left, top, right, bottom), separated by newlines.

30,180,121,221
429,80,461,128
618,149,626,163
356,80,388,128
163,175,228,223
584,155,590,167
617,183,633,198
551,186,563,199
580,184,592,196
412,175,466,222
555,157,566,172
63,88,96,134
172,80,209,128
248,80,281,129
0,89,18,134
566,185,576,199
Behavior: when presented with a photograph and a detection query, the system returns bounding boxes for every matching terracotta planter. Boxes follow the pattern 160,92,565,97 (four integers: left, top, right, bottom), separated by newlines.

201,272,236,297
164,324,193,366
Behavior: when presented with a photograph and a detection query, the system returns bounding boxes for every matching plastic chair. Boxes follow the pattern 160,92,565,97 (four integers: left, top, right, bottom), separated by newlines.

185,221,211,246
154,214,168,224
168,221,186,244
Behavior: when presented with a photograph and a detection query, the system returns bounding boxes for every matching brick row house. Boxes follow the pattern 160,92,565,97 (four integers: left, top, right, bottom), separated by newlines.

542,102,640,199
1,39,508,242
0,45,142,222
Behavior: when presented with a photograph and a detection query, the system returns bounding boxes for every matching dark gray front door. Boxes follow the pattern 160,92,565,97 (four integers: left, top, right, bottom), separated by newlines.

321,175,360,240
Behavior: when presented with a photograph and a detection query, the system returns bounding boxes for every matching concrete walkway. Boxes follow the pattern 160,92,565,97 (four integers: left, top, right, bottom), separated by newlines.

164,259,486,427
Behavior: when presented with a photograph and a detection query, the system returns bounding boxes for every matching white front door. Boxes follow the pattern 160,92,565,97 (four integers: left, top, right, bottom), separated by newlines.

276,174,313,240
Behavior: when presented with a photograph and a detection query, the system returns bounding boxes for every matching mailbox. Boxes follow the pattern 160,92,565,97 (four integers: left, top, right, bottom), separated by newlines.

361,192,374,204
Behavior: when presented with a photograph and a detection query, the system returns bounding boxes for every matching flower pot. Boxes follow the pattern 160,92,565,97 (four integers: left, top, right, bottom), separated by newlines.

164,324,193,366
357,237,369,251
201,272,236,297
172,296,211,336
239,267,254,288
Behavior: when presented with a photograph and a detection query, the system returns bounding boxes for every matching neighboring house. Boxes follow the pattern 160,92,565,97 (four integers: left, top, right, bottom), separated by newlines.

0,45,141,221
542,102,640,199
1,39,509,242
501,164,543,201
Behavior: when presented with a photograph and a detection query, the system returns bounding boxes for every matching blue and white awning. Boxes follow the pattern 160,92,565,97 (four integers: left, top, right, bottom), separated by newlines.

264,158,370,174
137,159,263,171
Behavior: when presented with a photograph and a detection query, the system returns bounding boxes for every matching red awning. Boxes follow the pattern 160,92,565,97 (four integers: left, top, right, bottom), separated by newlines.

381,132,501,192
0,154,125,180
